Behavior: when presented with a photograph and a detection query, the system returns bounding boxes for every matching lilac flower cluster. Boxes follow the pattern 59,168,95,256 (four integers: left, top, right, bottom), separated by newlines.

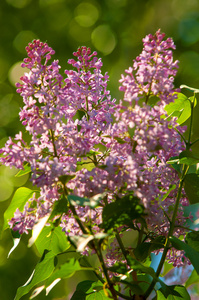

0,31,190,268
120,29,179,105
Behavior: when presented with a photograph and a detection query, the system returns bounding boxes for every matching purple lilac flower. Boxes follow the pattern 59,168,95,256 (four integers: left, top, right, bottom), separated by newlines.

0,32,191,269
119,29,179,105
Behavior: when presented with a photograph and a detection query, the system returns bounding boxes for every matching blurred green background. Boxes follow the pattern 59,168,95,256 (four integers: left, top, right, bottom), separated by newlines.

1,0,199,299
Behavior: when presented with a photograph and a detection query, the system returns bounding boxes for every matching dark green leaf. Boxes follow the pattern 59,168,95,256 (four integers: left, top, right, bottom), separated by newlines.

58,174,76,184
50,195,68,219
108,262,129,275
3,187,35,232
76,280,104,294
169,236,199,274
117,279,144,295
71,290,87,300
71,280,111,300
68,233,108,252
114,136,126,144
126,255,158,279
35,225,70,256
157,285,190,300
167,156,182,174
184,173,199,204
185,231,199,252
134,236,165,262
68,193,105,209
102,194,145,230
178,151,199,166
14,250,56,300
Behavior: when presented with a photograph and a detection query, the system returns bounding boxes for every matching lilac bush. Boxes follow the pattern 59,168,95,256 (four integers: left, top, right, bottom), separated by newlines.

1,30,199,300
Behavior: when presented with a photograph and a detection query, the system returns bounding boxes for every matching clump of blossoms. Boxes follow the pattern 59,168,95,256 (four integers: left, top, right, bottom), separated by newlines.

1,30,197,300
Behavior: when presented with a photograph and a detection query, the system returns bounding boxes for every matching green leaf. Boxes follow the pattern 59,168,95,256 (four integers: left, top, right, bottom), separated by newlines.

117,279,144,295
185,269,199,288
164,93,192,125
71,280,109,300
157,285,190,299
184,173,199,204
169,236,199,274
50,195,68,220
108,262,129,275
102,194,145,231
15,163,31,177
167,156,182,174
167,151,199,171
86,291,111,299
35,225,70,256
58,174,76,184
68,233,108,252
134,236,166,262
3,187,35,232
68,193,106,209
161,261,174,277
45,258,82,290
126,255,158,279
7,230,21,258
180,84,199,94
178,151,199,166
114,136,126,144
71,281,111,299
185,231,199,252
14,250,56,300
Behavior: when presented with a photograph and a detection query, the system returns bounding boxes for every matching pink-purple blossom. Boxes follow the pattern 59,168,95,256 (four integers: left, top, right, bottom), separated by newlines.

0,31,191,268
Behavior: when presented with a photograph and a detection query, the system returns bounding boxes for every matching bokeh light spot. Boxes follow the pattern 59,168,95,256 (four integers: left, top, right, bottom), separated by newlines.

8,61,29,87
4,166,29,188
13,31,37,54
0,176,13,202
0,94,19,127
91,25,117,55
74,2,99,27
69,20,92,42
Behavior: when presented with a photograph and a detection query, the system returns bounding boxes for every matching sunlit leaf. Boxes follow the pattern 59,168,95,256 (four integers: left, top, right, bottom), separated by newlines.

35,225,70,256
3,187,35,232
185,269,199,288
28,214,50,248
164,93,192,125
14,250,56,300
15,163,31,177
7,235,21,258
45,258,82,288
